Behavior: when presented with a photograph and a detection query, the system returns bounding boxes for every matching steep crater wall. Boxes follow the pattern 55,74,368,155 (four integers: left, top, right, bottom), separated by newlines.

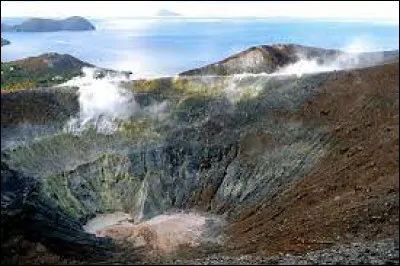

3,66,389,262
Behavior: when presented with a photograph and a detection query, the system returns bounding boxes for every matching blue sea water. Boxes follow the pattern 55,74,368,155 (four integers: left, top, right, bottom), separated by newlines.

1,18,399,77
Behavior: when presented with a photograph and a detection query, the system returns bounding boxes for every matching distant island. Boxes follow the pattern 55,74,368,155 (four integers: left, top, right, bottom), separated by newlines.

155,9,181,17
1,38,10,46
1,16,95,32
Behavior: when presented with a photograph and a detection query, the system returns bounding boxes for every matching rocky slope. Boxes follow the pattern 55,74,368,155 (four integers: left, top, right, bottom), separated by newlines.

179,44,399,76
1,44,398,264
163,238,399,265
226,61,399,256
1,16,95,32
1,161,117,264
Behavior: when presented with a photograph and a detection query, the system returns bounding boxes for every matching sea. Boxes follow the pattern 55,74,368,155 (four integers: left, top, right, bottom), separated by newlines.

1,17,399,78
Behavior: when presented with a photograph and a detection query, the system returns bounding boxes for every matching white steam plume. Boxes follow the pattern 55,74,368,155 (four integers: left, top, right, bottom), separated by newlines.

275,37,383,77
60,67,168,134
224,37,387,99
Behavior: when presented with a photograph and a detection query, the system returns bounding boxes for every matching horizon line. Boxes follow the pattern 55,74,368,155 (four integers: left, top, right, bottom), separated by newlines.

1,15,398,25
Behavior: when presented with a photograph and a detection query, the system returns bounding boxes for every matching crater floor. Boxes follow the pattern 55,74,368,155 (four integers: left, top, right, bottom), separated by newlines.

84,212,223,257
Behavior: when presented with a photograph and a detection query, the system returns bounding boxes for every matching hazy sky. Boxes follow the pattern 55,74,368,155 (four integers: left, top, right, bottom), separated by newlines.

1,1,399,23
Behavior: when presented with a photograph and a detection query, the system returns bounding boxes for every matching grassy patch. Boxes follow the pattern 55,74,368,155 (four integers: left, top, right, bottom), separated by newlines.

1,62,82,91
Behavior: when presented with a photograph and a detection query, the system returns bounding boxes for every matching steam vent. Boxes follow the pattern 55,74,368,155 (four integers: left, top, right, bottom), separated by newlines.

1,44,399,264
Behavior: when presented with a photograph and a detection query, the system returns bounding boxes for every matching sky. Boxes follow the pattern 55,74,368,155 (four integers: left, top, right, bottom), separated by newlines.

1,1,399,23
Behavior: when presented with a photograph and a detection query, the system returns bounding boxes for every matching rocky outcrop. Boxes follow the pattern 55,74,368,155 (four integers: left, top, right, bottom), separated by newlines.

179,44,342,76
0,160,116,264
1,38,10,46
1,16,95,32
179,44,399,76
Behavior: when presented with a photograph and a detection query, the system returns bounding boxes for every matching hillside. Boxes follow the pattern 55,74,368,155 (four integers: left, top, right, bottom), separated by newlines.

1,53,131,92
1,53,93,91
179,43,399,76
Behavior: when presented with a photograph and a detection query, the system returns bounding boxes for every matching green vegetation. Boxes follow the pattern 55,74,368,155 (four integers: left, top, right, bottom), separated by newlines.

1,61,81,91
1,53,93,92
